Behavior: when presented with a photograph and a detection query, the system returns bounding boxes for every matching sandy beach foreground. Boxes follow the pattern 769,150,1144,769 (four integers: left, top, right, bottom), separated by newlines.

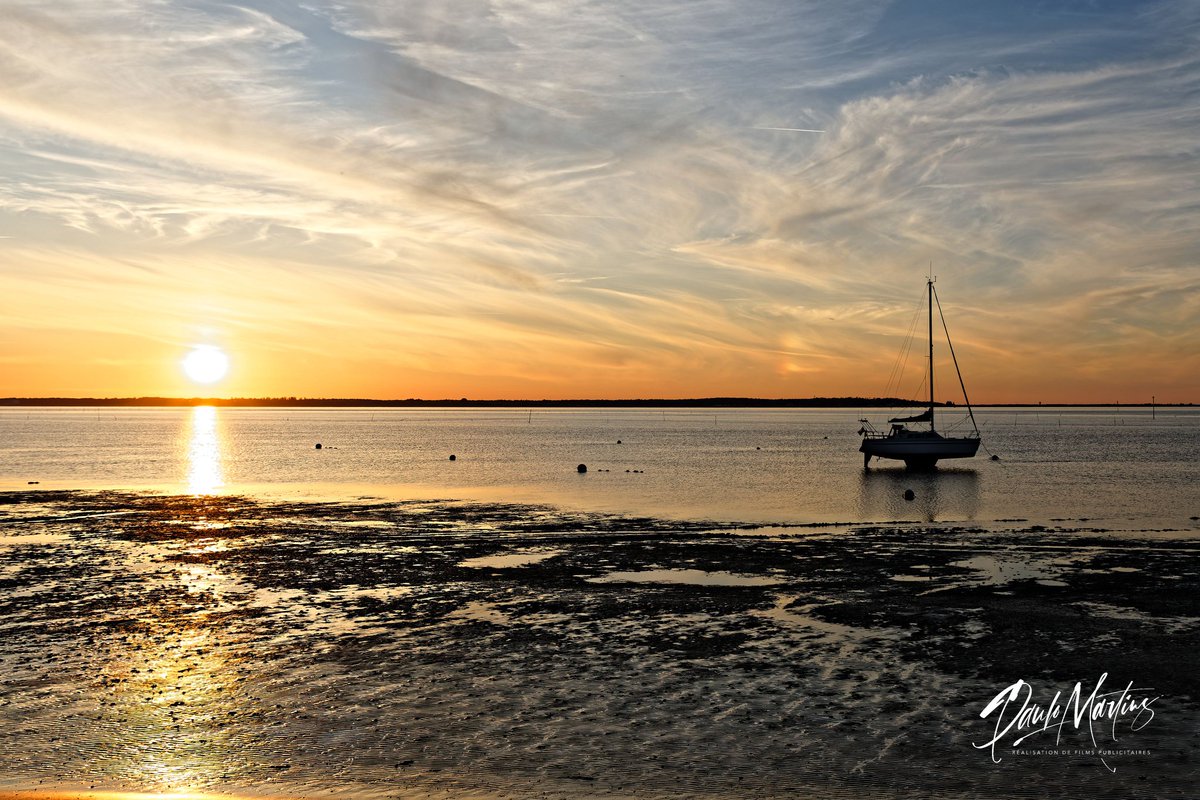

1,491,1196,799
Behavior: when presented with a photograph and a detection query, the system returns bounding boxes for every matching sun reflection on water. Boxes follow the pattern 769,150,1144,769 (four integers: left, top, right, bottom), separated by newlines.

93,622,249,794
185,406,224,495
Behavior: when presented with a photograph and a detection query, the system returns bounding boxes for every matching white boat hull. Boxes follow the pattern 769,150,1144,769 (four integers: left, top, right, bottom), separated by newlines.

860,434,980,468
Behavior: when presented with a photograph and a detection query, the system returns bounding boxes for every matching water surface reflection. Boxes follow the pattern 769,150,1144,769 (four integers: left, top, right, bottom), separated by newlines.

185,406,224,495
95,624,247,792
857,468,981,522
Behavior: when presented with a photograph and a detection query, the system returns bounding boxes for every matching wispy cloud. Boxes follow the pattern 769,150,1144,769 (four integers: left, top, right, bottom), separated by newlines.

0,0,1196,399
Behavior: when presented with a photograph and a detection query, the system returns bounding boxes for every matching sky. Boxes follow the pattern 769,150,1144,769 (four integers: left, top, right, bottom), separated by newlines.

0,0,1197,402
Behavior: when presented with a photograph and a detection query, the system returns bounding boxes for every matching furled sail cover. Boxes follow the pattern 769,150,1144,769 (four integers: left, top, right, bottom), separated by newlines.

889,408,933,424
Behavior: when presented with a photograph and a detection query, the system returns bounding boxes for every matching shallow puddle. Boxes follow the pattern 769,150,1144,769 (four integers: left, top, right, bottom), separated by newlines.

458,548,562,569
949,553,1072,586
586,568,779,586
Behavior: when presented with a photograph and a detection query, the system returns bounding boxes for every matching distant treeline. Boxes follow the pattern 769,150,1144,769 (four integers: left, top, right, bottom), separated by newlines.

5,396,934,408
1,397,1190,408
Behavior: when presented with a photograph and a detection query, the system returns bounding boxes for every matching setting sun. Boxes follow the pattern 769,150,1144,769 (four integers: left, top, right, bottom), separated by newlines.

181,346,229,385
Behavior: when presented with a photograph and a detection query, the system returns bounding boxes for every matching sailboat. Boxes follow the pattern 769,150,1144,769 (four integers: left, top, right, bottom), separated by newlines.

858,278,981,469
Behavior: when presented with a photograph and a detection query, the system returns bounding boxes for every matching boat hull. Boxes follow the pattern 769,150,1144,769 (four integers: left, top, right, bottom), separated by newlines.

860,435,980,469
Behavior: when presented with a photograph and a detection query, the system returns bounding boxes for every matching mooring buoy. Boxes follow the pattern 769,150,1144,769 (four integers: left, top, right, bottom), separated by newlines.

903,489,915,501
577,463,587,473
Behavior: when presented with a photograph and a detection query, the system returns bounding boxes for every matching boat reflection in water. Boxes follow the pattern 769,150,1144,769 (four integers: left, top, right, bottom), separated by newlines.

857,467,981,522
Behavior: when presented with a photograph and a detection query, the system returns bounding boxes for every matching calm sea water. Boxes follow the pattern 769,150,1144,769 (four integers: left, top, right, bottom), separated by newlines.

1,406,1198,528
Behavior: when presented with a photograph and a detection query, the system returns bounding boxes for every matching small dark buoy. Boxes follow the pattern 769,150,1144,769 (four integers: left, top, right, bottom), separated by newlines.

990,454,1000,461
756,446,761,450
577,463,587,473
449,454,456,461
315,443,322,450
617,439,622,444
903,489,915,501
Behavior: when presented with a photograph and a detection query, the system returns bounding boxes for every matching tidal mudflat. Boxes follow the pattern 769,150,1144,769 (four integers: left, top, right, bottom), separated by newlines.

1,491,1196,799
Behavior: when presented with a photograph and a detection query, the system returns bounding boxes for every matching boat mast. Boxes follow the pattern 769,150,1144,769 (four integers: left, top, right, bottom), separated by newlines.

928,276,935,432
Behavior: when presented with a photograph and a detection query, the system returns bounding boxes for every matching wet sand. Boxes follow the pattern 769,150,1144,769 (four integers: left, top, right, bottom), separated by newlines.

1,491,1197,799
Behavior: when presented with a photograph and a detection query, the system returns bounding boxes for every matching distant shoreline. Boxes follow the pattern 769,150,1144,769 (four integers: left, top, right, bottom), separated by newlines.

1,397,1192,408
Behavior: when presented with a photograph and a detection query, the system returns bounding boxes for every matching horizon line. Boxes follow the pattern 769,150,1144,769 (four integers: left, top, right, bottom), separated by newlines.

1,396,1192,409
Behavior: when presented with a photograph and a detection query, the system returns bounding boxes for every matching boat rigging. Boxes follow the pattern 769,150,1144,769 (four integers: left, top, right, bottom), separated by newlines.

858,278,981,469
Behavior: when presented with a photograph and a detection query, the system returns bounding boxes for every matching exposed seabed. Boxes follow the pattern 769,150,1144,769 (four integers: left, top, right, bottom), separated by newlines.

1,491,1197,799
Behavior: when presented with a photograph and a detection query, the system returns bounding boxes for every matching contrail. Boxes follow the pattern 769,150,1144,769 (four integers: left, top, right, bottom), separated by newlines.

752,126,826,133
